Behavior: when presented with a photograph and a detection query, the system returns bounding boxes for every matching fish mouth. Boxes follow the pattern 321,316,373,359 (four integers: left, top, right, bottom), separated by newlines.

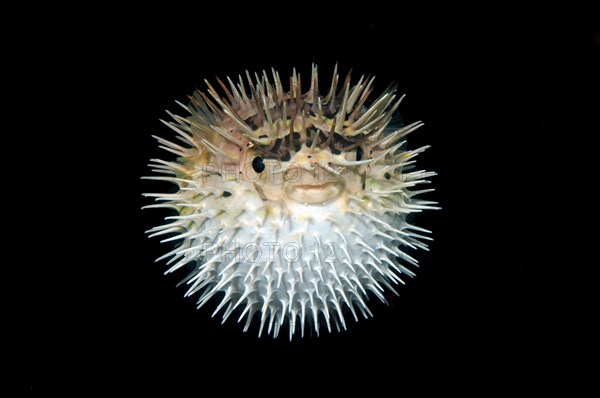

285,182,343,204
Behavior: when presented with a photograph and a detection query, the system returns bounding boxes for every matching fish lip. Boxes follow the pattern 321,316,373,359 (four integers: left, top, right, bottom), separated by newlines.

285,181,343,204
294,182,337,189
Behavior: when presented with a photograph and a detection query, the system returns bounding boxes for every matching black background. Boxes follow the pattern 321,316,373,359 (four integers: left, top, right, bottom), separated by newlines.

18,9,598,394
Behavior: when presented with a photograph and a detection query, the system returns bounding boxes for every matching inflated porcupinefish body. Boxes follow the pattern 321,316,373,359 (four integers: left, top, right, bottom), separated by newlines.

144,65,438,339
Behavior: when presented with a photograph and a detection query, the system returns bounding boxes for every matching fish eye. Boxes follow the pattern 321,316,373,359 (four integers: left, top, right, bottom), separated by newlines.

252,156,265,173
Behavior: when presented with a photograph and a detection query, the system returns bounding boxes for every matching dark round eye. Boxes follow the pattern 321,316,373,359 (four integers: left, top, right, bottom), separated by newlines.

252,156,265,173
356,146,363,161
